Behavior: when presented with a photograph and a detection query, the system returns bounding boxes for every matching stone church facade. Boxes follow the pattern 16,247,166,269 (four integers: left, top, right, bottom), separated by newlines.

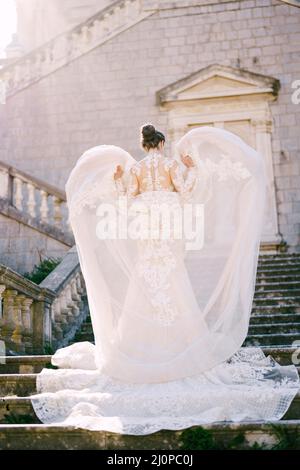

0,0,300,273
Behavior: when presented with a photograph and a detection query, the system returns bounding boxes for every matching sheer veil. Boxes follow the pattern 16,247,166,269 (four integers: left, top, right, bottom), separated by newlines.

62,126,267,382
29,126,299,435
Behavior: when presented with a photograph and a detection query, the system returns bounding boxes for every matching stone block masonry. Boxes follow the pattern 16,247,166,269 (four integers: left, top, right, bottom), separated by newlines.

0,0,299,249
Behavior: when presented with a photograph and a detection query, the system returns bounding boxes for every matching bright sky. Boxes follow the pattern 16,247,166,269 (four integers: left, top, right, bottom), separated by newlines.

0,0,17,58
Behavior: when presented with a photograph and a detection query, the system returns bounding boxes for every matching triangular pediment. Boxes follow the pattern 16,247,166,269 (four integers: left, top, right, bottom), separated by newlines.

157,64,280,104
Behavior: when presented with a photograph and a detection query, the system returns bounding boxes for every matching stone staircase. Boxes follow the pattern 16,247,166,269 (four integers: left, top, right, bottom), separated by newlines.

0,253,300,449
246,253,300,348
73,253,300,348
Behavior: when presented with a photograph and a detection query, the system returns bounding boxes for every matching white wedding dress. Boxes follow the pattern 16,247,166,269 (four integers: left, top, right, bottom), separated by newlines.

30,126,299,435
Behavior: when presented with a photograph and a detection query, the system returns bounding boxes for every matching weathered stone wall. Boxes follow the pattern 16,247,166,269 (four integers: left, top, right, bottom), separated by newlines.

0,214,69,274
0,0,299,249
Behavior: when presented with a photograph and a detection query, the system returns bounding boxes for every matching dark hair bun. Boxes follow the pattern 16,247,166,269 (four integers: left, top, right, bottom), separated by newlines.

140,122,165,150
141,124,156,141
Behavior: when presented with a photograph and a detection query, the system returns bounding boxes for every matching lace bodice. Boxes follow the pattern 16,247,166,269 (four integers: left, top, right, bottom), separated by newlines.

115,150,197,200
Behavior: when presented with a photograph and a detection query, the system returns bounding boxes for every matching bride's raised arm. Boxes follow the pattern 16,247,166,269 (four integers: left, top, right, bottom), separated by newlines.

170,156,197,199
114,164,139,199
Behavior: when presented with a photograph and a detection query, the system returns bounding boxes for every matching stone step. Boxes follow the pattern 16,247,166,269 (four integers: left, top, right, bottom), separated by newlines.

251,305,300,315
255,283,300,292
2,367,300,397
258,260,300,267
259,252,300,260
248,322,300,335
258,254,300,261
73,321,94,342
244,333,300,347
256,266,300,274
256,273,300,282
258,256,300,263
0,392,300,428
261,347,298,364
250,313,300,325
0,374,36,396
254,291,300,299
73,333,94,342
0,420,299,450
0,348,297,375
0,356,52,374
253,297,300,307
79,323,93,333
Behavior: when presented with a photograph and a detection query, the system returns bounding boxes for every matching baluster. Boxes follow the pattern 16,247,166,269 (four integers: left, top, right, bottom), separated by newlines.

0,285,5,323
1,289,17,348
51,298,64,342
78,273,86,294
66,213,72,233
0,285,6,359
11,295,24,352
70,278,78,301
0,168,10,200
113,6,122,29
14,176,23,211
44,47,53,66
53,36,67,62
75,273,83,297
70,278,80,317
124,0,134,21
40,190,49,222
20,296,33,353
92,19,102,39
65,285,76,323
58,293,70,332
81,25,90,44
102,13,111,35
27,182,36,217
53,196,63,229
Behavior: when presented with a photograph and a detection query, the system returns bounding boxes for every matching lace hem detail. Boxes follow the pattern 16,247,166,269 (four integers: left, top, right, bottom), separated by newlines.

30,345,300,435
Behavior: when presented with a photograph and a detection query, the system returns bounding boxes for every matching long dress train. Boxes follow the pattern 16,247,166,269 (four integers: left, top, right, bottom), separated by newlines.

30,126,299,435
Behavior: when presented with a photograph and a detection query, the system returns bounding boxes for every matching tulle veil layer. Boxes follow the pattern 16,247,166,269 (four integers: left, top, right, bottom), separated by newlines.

29,126,299,434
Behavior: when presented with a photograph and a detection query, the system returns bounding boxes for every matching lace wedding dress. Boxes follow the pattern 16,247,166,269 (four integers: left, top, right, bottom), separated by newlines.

30,126,299,435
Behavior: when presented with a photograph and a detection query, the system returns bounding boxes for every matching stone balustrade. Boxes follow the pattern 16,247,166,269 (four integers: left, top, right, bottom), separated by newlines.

0,246,87,355
0,160,72,239
40,246,88,350
0,264,55,355
0,0,155,99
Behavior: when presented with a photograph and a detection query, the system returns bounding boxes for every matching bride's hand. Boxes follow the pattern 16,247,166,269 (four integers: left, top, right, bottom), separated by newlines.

181,154,195,168
114,165,124,180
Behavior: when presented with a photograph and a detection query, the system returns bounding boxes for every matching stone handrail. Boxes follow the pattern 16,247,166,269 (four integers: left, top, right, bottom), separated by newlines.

0,0,155,99
0,264,55,355
0,160,72,239
39,245,87,350
0,246,86,355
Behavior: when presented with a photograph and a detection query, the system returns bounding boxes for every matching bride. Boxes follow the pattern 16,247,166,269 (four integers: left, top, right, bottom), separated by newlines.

30,124,299,435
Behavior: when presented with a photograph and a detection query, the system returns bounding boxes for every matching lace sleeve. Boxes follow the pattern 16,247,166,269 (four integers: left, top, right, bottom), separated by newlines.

170,161,197,200
114,167,139,199
127,168,139,199
115,177,126,196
